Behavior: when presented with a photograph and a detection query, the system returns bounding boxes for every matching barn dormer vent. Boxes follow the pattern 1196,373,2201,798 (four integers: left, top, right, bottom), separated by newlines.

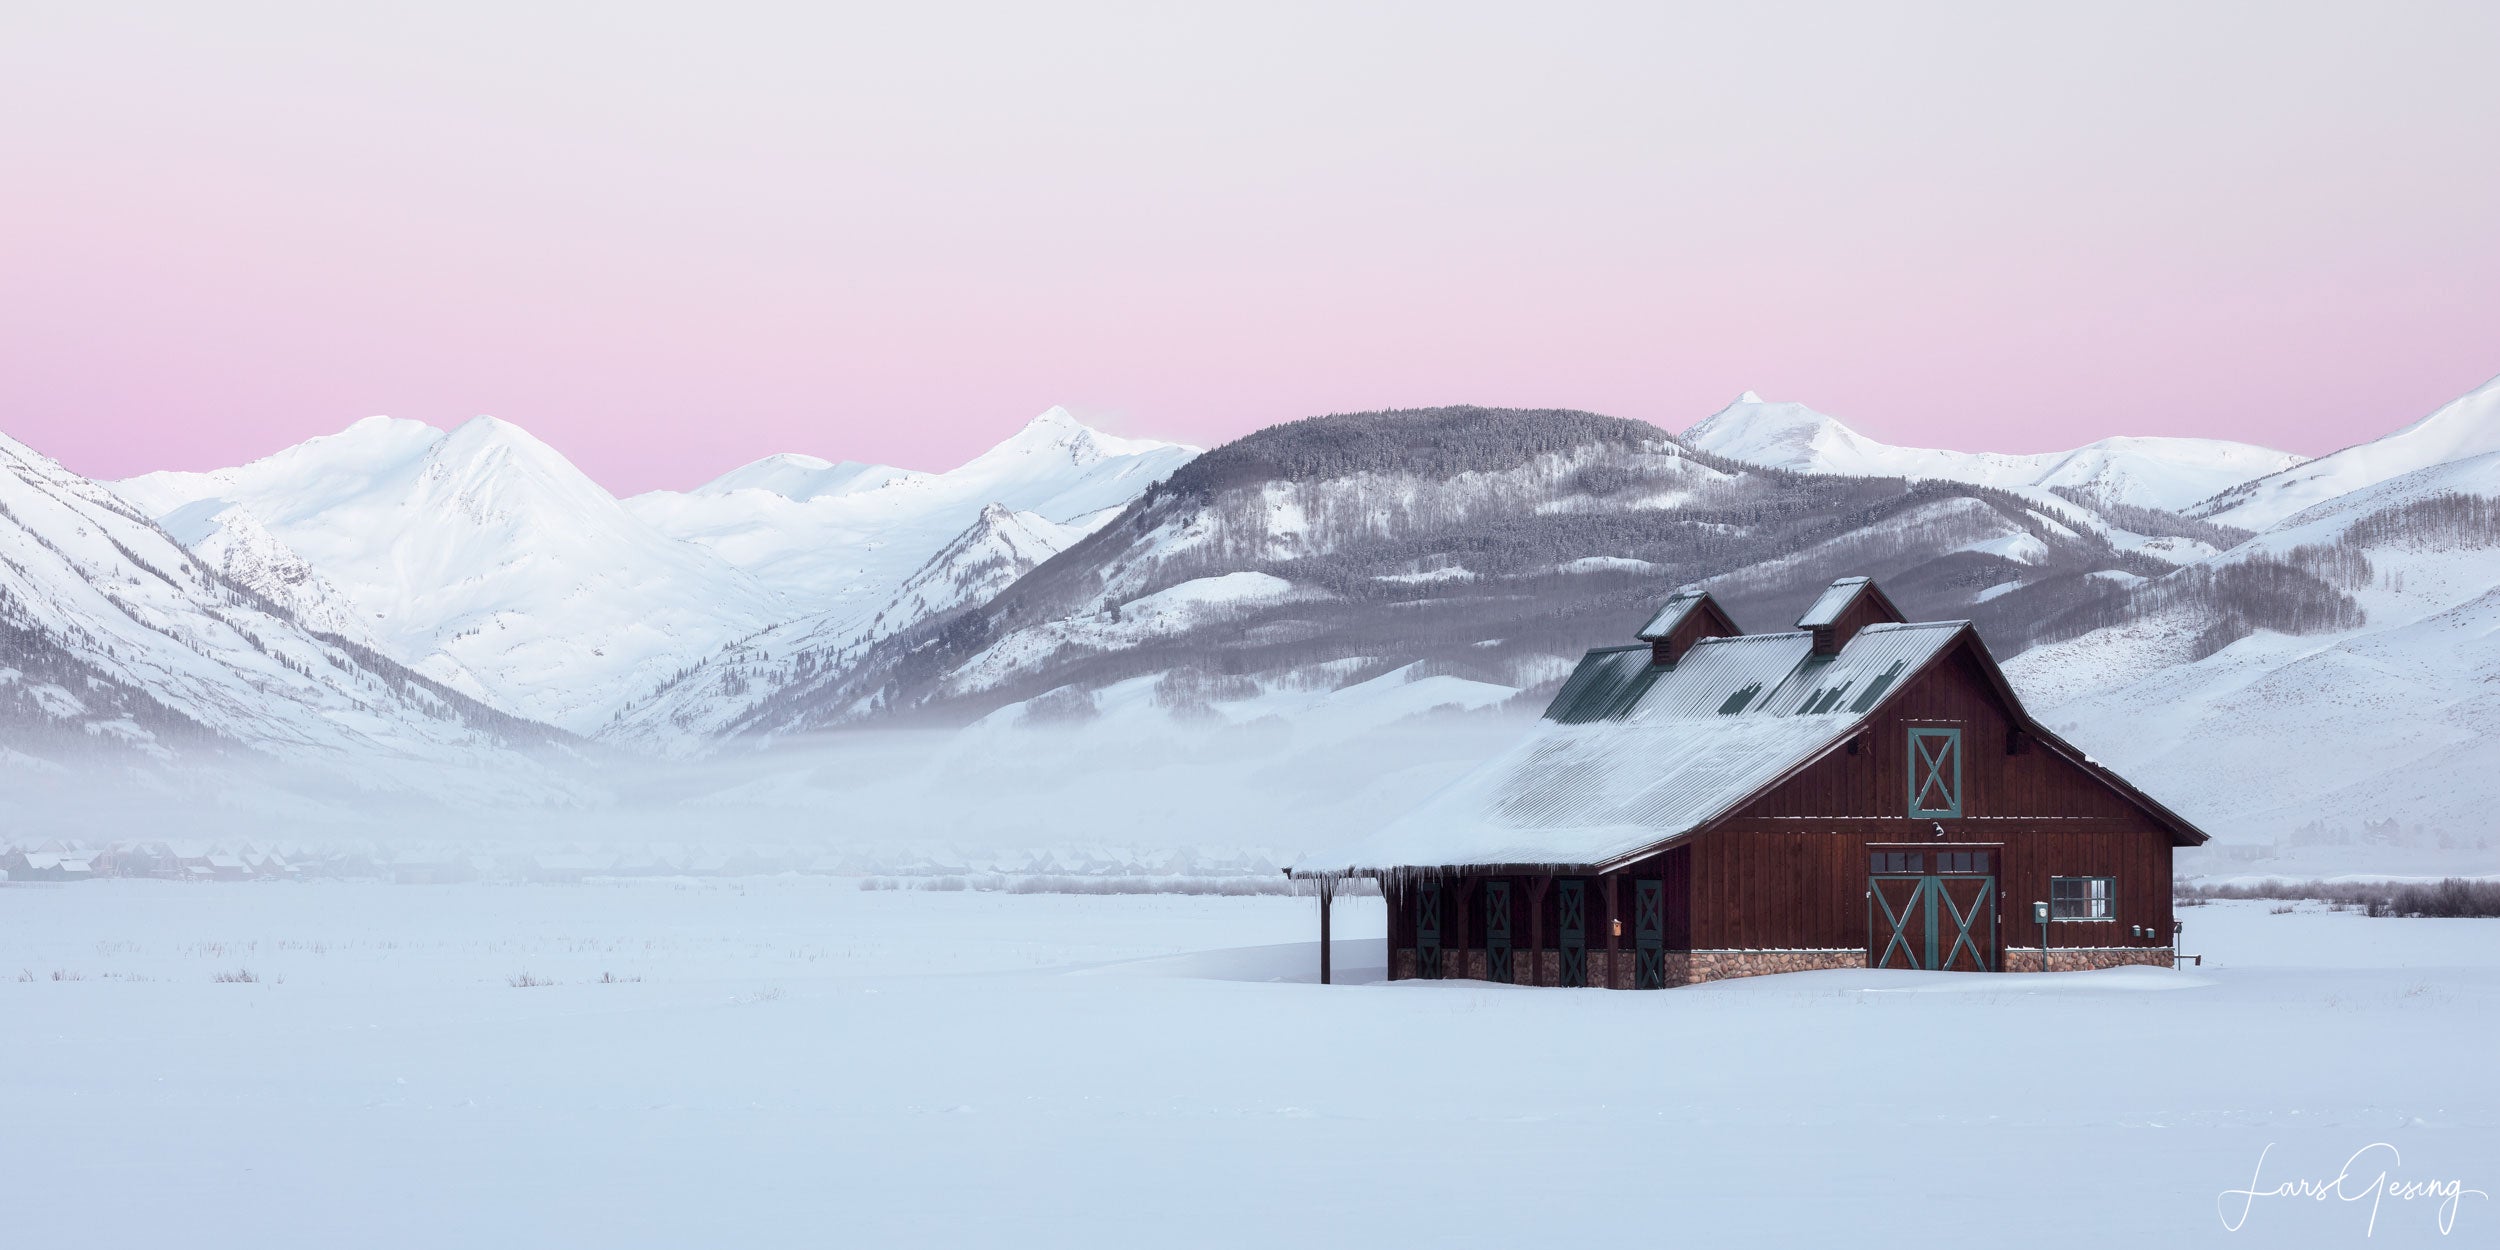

1795,575,1906,656
1634,586,1741,667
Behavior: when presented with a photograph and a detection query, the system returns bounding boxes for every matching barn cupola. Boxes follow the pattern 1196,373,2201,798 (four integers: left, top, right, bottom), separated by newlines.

1634,587,1741,667
1795,575,1906,656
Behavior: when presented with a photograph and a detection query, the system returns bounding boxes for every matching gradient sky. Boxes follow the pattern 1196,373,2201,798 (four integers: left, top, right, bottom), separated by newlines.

4,2,2497,494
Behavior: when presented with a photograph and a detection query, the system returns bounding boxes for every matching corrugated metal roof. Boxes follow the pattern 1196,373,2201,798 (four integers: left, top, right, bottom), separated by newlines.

1795,576,1871,628
1293,621,1968,874
1540,645,1653,724
1634,588,1708,641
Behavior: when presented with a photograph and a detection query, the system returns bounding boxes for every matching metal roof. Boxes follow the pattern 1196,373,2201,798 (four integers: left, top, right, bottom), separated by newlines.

1291,621,1968,874
1795,576,1871,628
1540,645,1654,724
1633,588,1710,641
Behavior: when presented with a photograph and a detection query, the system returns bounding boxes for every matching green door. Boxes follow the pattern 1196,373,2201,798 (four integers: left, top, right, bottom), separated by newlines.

1414,882,1442,980
1869,856,1997,971
1557,879,1587,987
1633,879,1666,988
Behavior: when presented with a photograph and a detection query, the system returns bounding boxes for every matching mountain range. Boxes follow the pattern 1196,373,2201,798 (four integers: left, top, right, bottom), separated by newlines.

5,375,2494,862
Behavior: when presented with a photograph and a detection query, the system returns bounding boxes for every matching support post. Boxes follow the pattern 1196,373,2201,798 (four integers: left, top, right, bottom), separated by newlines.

1319,878,1334,985
1605,874,1621,990
1527,875,1550,987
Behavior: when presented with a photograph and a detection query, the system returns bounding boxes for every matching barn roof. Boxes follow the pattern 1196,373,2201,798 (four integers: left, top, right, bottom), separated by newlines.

1293,621,1966,875
1292,597,2211,877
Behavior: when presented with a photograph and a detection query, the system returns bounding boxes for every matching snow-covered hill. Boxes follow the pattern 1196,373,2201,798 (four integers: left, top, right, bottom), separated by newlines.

116,417,786,733
2006,376,2500,864
1684,392,2305,512
2186,371,2500,529
0,429,568,780
590,409,1194,745
625,407,1195,597
107,407,1195,743
721,405,2221,739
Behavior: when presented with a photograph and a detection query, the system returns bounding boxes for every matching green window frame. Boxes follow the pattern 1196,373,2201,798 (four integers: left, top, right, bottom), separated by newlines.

1906,727,1962,818
2049,876,2116,921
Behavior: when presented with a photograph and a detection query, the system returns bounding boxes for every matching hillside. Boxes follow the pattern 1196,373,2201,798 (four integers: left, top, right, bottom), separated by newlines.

0,429,570,783
712,405,2218,736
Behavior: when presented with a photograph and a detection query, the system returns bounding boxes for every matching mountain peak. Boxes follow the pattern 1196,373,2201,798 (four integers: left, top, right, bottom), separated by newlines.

964,406,1184,473
1683,394,1864,464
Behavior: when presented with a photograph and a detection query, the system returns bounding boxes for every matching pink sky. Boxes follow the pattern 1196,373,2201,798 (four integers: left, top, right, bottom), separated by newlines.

4,3,2496,495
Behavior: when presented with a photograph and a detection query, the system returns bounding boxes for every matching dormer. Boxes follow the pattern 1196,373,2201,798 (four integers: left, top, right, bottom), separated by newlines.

1634,587,1742,667
1796,575,1905,656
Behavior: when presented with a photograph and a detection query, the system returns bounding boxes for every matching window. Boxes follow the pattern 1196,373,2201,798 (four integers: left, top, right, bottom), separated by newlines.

2050,876,2115,921
1907,728,1962,818
1936,850,1991,875
1870,851,1924,874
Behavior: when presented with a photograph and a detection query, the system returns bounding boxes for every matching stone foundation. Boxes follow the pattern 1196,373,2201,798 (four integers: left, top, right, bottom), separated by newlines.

1392,947,1856,988
1390,944,2180,986
1679,949,1866,983
2002,947,2176,973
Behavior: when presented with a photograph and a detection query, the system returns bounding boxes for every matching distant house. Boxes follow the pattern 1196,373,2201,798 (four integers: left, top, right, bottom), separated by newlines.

0,851,95,883
1290,576,2208,987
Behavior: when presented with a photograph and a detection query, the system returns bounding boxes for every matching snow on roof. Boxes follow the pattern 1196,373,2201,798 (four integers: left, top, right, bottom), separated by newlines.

1795,576,1872,628
1633,588,1710,641
1293,621,1966,874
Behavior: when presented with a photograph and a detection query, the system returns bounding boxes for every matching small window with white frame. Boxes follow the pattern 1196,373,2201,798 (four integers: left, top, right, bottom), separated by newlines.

2049,876,2115,920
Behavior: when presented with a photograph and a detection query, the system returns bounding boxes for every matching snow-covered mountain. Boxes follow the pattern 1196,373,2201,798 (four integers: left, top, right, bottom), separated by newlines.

1684,392,2306,512
625,407,1195,597
0,429,567,779
2006,375,2500,864
604,502,1098,748
717,405,2226,738
109,407,1195,742
595,408,1196,745
2186,371,2500,529
115,416,785,733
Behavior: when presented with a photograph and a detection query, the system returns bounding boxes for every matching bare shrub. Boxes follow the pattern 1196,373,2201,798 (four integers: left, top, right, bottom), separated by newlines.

212,969,258,984
2178,878,2500,918
508,973,554,988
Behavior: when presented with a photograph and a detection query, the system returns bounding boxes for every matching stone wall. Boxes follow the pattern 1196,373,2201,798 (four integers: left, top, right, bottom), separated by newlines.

1388,944,2179,986
2002,946,2176,973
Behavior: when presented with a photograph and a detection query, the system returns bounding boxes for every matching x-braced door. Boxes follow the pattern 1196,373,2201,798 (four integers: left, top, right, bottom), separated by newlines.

1933,875,1996,972
1557,879,1587,987
1633,879,1666,989
1414,882,1442,979
1869,872,1997,971
1484,881,1513,984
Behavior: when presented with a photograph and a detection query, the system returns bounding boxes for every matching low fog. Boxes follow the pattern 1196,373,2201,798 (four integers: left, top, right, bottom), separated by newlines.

0,707,1535,880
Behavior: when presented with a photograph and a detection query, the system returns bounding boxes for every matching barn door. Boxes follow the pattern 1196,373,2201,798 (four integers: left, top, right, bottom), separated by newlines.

1869,875,1929,970
1934,875,1996,972
1557,879,1587,987
1633,878,1666,989
1484,881,1513,984
1414,882,1443,980
1869,854,1997,971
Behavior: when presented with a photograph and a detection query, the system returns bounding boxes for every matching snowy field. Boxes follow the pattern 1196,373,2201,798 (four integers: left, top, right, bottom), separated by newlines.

3,882,2492,1248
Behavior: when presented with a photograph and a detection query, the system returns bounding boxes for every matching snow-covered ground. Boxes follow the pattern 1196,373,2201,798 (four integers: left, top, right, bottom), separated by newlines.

2,883,2490,1248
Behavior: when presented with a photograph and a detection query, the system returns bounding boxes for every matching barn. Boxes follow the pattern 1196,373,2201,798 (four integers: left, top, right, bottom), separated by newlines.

1289,576,2209,987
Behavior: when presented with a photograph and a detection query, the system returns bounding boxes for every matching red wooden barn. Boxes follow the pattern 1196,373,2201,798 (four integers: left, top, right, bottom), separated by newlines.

1290,576,2208,987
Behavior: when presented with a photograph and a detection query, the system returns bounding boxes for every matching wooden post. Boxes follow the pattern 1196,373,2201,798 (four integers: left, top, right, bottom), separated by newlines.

1605,874,1621,990
1527,875,1549,987
1319,878,1333,985
1453,880,1470,982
